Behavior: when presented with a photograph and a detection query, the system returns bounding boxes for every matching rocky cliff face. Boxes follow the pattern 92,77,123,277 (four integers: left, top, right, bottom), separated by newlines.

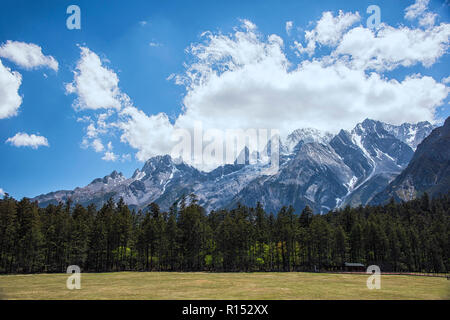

371,117,450,204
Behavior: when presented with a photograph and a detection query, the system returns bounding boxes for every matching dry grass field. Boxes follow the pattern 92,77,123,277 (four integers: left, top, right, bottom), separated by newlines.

0,272,448,300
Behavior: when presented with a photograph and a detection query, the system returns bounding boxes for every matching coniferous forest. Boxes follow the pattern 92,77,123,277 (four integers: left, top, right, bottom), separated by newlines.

0,192,448,274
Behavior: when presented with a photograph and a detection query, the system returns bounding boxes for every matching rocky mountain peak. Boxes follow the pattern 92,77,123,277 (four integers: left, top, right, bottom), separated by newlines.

284,127,334,153
90,170,124,185
142,154,174,173
381,120,434,150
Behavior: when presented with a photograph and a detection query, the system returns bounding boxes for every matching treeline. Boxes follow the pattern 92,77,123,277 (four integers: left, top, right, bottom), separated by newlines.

0,193,448,274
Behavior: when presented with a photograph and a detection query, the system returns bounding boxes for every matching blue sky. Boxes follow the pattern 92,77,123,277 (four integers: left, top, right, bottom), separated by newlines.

0,0,449,199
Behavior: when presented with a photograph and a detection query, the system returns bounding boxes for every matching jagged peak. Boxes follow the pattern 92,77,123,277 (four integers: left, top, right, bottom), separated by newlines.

142,154,174,173
353,118,384,134
284,127,333,154
89,170,124,185
287,127,333,140
108,170,122,179
357,118,434,130
144,154,173,165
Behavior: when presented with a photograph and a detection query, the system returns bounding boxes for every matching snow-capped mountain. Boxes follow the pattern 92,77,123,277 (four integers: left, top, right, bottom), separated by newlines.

328,119,415,208
230,119,426,213
381,121,435,150
371,117,449,204
284,128,334,154
32,119,434,213
34,156,206,209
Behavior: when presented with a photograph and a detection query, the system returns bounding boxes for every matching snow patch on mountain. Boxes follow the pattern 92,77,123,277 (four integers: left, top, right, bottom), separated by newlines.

284,128,334,154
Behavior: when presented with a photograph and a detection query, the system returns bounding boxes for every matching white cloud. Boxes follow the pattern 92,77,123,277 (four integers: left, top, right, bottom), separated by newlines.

80,112,115,152
66,48,162,161
405,0,429,20
139,21,148,26
118,106,175,161
65,46,128,111
419,12,437,27
405,0,439,28
68,16,449,168
91,138,104,152
241,19,257,31
443,76,450,84
295,10,361,56
0,40,58,71
102,151,118,161
101,150,129,162
172,20,448,136
0,188,5,197
6,132,49,149
285,21,293,35
0,59,22,119
335,23,450,71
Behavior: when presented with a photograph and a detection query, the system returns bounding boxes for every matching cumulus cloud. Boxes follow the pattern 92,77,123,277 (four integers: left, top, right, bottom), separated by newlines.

102,151,118,161
6,132,49,149
118,106,175,161
405,0,430,20
0,40,58,71
405,0,439,29
172,20,448,136
91,138,104,152
0,41,58,120
335,23,450,71
419,12,438,27
68,48,173,161
0,188,5,197
67,12,449,168
295,10,360,56
80,111,115,153
65,46,129,111
0,59,22,119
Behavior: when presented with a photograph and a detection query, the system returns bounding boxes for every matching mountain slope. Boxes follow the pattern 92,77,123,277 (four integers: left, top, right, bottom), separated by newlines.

371,117,450,204
231,119,420,213
332,119,415,207
381,121,435,150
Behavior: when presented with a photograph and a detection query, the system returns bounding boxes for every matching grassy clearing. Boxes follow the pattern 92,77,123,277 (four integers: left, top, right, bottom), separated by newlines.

0,272,448,300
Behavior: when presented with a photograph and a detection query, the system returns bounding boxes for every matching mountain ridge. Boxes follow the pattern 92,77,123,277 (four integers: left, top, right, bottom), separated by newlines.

31,118,436,213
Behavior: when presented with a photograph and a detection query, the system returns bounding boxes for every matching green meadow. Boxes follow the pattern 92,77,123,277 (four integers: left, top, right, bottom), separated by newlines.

0,272,448,300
